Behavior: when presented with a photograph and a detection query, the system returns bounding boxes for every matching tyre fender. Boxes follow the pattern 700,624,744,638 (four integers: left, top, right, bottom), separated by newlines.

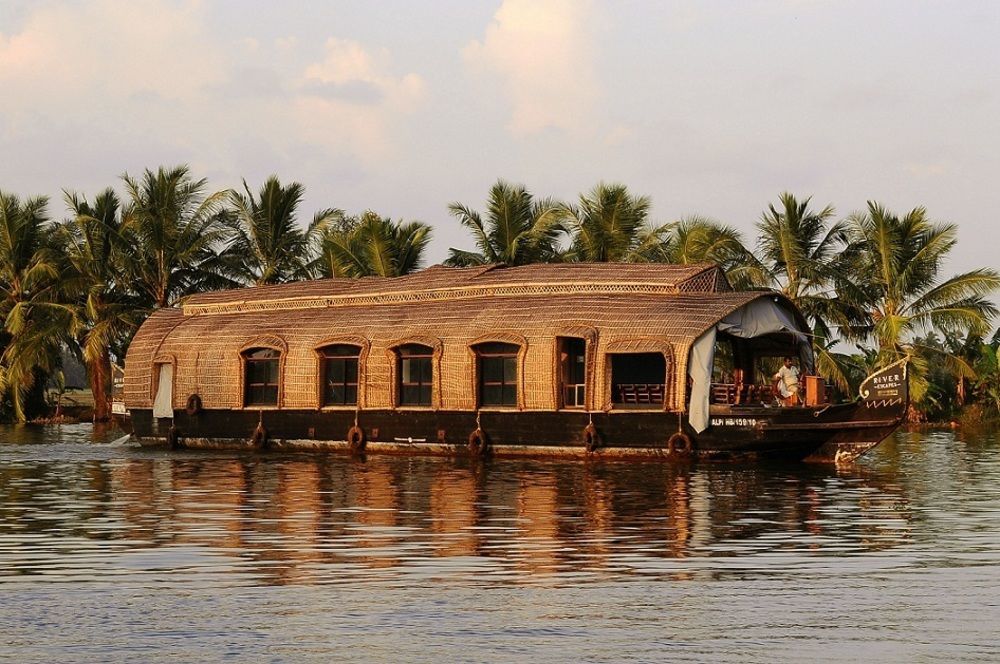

185,394,202,416
347,425,366,454
251,422,268,450
667,432,693,455
467,428,489,458
583,422,600,452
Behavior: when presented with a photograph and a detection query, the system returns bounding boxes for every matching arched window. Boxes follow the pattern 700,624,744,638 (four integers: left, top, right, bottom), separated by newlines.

243,348,280,406
474,342,520,407
397,344,433,407
319,344,361,406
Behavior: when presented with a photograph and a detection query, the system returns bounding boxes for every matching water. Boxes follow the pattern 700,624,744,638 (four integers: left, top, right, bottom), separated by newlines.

2,425,999,662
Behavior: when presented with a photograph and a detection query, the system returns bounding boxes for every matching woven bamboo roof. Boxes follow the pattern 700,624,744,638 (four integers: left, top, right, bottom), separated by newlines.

181,263,731,316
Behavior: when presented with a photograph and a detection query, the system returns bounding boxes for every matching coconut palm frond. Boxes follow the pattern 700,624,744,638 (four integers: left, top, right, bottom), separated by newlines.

318,212,432,278
447,180,567,266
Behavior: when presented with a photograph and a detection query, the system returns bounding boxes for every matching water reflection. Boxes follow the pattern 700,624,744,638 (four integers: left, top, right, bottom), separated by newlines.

0,433,919,586
5,427,1000,662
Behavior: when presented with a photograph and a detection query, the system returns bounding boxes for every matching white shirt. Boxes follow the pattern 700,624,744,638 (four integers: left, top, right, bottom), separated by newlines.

774,365,800,397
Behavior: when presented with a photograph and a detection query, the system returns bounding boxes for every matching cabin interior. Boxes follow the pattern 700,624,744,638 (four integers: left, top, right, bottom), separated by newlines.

609,353,667,408
708,331,830,407
558,337,669,410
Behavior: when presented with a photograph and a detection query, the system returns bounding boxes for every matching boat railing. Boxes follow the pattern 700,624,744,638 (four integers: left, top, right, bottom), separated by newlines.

710,382,776,405
615,383,665,405
710,380,833,406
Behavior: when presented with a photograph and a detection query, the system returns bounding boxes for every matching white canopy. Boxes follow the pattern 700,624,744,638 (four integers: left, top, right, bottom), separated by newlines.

688,297,813,433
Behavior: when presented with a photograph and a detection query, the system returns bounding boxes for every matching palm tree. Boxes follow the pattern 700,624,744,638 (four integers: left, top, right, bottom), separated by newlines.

60,189,145,421
845,202,1000,403
939,331,988,407
973,336,1000,414
319,211,432,278
755,193,863,332
661,216,766,289
755,193,867,391
562,183,660,263
224,176,343,285
0,191,71,420
445,180,565,266
121,165,232,308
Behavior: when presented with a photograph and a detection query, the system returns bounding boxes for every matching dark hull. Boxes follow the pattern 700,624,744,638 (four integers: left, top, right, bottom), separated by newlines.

130,399,904,463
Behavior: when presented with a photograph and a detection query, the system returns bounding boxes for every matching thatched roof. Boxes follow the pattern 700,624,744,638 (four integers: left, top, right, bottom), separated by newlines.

125,263,799,414
181,262,731,316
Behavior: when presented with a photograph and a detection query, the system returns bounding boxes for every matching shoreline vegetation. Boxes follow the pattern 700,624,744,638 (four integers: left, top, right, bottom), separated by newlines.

1,166,998,426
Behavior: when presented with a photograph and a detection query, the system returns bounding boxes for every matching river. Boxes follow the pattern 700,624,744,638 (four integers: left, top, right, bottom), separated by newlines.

1,425,999,662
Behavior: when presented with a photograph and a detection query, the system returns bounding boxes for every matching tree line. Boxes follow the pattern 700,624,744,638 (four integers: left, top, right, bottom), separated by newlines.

1,166,997,423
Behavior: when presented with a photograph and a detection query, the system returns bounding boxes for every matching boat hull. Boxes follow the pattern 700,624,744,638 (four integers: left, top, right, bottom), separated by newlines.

129,400,903,463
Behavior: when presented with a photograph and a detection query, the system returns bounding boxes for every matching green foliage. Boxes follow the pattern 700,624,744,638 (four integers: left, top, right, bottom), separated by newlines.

121,165,233,308
0,190,72,420
445,180,565,266
974,342,1000,414
223,176,343,285
757,193,868,337
845,202,1000,406
59,188,147,420
562,183,656,262
661,216,765,289
318,211,432,278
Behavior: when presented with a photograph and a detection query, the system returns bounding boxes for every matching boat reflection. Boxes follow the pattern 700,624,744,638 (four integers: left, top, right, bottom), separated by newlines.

0,451,913,585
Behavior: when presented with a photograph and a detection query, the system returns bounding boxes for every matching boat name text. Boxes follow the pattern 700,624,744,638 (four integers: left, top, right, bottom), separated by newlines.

711,418,759,427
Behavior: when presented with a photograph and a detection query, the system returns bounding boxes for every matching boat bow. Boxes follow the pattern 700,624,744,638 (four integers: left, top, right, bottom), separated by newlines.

805,358,910,463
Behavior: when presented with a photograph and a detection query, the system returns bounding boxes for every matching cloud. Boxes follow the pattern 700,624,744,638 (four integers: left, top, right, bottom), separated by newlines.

301,79,384,104
464,0,599,137
293,38,425,160
0,0,224,105
300,38,423,106
0,4,425,179
904,161,951,178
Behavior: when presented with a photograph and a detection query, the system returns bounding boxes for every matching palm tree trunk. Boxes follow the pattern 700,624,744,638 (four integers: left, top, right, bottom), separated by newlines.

89,349,112,421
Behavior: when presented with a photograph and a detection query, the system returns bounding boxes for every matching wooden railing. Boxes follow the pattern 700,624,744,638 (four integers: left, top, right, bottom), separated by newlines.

710,382,776,405
615,383,665,404
710,380,832,406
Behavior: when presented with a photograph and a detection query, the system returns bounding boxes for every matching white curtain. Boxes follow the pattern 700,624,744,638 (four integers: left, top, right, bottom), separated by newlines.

688,298,813,433
688,328,718,434
153,363,173,419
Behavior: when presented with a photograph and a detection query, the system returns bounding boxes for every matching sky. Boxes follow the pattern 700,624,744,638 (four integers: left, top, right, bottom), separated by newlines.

1,0,998,275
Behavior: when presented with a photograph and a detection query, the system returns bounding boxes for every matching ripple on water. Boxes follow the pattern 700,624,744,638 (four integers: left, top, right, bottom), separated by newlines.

1,426,1000,661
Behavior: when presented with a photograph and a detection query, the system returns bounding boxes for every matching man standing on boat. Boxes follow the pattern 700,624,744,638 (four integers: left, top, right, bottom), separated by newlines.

773,356,801,406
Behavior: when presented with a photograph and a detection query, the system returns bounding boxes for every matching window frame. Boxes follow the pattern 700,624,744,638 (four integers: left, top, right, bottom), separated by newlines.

474,341,521,409
242,347,281,407
318,343,362,408
396,343,434,408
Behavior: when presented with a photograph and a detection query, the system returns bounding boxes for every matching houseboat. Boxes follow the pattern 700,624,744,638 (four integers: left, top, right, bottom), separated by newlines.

124,263,908,462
